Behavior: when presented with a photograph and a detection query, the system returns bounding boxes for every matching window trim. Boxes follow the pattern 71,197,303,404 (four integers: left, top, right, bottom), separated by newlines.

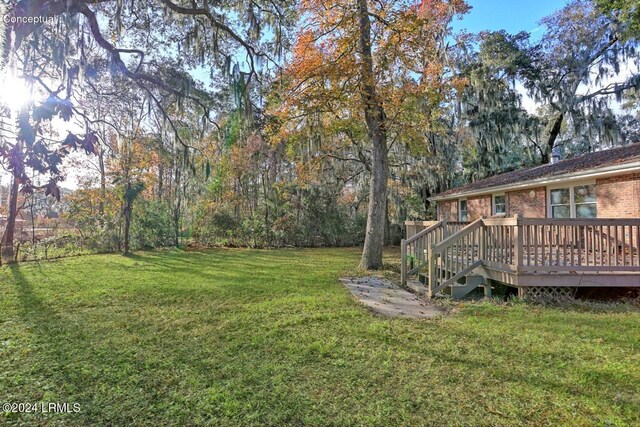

573,184,597,218
492,193,506,216
547,180,597,219
549,187,571,218
458,198,468,222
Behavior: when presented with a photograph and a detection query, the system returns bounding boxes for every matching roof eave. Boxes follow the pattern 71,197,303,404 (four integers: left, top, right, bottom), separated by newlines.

429,160,640,202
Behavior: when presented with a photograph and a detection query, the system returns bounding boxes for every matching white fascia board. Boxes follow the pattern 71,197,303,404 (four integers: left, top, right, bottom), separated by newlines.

429,161,640,202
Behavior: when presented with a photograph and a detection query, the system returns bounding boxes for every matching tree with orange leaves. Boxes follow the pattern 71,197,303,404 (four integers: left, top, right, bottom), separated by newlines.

273,0,468,269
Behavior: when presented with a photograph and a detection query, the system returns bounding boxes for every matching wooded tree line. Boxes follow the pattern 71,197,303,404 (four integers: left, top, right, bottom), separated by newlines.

0,0,638,268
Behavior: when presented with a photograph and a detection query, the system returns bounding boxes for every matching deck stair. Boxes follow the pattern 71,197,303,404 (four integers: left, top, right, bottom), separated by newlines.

408,271,489,299
449,275,489,298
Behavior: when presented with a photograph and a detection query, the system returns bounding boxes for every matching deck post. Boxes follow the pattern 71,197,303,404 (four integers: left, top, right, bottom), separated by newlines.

514,214,523,269
479,217,487,261
427,244,436,299
407,223,415,239
442,220,449,239
401,239,407,287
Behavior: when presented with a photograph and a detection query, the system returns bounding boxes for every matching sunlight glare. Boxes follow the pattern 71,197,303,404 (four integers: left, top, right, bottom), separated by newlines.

0,73,32,112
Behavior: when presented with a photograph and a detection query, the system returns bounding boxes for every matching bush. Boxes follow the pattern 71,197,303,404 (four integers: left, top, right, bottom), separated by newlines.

131,199,174,249
191,208,243,247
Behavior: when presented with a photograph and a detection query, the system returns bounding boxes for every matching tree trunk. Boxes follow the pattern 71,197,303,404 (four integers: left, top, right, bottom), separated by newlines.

357,0,389,270
0,175,20,263
158,138,165,200
384,202,391,246
158,162,164,200
542,112,564,164
123,204,132,254
98,148,106,225
173,166,181,247
173,212,180,247
173,195,181,248
123,180,133,254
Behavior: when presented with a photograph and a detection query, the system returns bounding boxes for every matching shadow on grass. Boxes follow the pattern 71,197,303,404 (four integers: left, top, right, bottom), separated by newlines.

8,265,92,399
118,250,349,289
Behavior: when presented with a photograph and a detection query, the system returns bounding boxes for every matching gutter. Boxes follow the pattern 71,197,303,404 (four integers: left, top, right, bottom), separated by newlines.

429,160,640,202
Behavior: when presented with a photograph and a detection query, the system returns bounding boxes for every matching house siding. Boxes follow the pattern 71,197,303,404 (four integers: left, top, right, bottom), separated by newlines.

436,171,640,221
506,186,546,218
467,195,492,220
439,200,458,221
596,172,640,218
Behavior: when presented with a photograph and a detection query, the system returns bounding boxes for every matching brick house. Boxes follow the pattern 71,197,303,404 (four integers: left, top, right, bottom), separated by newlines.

401,144,640,298
401,143,640,299
430,143,640,222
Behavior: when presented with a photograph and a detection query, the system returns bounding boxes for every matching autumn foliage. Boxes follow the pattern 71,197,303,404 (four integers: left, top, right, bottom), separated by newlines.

273,0,469,147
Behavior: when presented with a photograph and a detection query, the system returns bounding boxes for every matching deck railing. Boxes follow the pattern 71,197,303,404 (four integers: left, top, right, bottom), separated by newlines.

401,217,640,296
482,217,518,270
401,220,474,286
518,218,640,272
445,221,470,235
427,219,484,297
401,221,445,287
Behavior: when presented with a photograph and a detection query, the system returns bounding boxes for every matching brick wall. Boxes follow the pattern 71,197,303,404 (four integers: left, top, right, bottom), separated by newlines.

438,200,458,221
467,195,491,220
435,172,640,222
506,186,547,218
596,172,640,218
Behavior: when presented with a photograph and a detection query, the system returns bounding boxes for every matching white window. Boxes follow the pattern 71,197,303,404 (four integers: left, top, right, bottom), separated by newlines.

550,188,571,218
549,184,596,218
459,199,468,222
493,194,506,216
574,184,597,218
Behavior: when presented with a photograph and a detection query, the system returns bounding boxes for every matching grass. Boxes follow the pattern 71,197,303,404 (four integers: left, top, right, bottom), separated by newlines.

1,247,639,426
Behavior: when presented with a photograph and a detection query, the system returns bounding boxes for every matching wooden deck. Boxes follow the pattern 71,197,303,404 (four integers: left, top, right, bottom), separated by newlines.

401,217,640,298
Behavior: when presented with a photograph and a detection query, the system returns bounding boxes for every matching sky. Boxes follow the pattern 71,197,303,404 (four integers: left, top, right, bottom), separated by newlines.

452,0,638,114
451,0,569,37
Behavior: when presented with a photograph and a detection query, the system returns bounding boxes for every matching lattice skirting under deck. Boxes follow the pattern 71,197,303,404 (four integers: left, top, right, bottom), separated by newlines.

519,286,576,301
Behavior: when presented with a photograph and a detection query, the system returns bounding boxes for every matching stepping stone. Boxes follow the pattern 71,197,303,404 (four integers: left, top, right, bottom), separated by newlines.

339,277,443,319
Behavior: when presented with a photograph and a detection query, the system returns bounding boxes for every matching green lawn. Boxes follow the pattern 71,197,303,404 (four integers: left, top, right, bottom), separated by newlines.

1,248,639,426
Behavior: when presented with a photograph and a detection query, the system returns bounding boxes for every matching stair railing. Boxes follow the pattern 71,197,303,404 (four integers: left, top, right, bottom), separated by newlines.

428,219,485,298
401,221,445,287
